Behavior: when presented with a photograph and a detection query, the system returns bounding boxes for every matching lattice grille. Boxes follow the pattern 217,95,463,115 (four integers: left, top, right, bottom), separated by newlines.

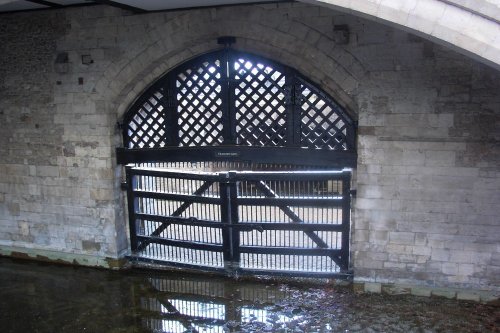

127,91,166,148
176,60,224,146
299,85,348,150
123,50,355,152
234,58,287,146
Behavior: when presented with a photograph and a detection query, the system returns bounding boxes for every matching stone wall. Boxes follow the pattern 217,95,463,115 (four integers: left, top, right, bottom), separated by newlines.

0,3,498,295
0,9,125,266
353,35,500,298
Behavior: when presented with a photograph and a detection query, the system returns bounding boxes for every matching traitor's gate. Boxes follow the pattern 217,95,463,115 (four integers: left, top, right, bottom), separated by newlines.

117,44,357,278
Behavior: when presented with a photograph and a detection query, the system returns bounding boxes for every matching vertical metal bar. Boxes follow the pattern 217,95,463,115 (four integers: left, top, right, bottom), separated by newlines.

220,171,240,274
221,49,234,144
219,175,232,266
166,73,180,146
285,69,295,146
341,171,351,271
229,173,240,266
126,166,139,252
154,176,159,218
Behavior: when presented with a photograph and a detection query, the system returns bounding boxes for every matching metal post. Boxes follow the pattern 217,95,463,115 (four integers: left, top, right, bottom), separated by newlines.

219,174,232,268
126,166,139,252
228,172,240,267
340,170,351,271
219,171,240,275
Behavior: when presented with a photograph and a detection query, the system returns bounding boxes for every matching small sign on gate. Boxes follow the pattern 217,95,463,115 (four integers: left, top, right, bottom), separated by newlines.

215,151,240,158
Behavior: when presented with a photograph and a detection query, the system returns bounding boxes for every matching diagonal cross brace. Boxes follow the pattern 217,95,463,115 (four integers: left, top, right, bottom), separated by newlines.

136,180,214,252
254,181,345,268
254,181,328,248
154,297,200,333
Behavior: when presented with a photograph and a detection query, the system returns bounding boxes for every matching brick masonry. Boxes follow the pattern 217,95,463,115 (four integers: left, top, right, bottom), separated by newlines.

0,3,498,295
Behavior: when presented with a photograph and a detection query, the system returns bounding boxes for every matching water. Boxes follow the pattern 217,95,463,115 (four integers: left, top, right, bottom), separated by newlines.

0,258,498,332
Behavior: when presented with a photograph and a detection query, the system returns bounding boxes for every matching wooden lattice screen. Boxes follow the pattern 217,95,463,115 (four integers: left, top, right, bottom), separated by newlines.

121,49,356,156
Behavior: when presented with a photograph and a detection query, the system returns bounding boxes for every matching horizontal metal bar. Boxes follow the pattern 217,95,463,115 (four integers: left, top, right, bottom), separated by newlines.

237,197,343,207
240,246,341,256
136,214,222,227
129,255,226,272
136,236,223,252
130,166,350,181
129,167,221,181
117,146,357,168
134,191,221,204
136,214,343,231
237,268,352,279
234,170,351,181
129,256,352,279
236,222,344,231
131,255,353,280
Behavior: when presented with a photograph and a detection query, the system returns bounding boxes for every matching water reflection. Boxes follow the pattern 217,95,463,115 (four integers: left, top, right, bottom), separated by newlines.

139,276,296,332
0,258,497,333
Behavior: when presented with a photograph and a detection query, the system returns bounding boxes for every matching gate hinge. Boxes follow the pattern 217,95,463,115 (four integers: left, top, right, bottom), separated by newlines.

120,182,128,191
350,189,357,197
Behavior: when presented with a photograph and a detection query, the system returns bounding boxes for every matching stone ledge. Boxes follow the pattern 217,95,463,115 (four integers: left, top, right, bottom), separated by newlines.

353,281,499,303
0,244,128,270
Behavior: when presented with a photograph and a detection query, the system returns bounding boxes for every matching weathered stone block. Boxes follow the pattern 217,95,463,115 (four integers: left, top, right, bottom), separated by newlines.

442,262,458,275
412,246,431,256
411,287,432,297
381,284,411,295
7,203,20,216
364,282,382,293
36,166,60,177
389,231,415,245
431,249,451,262
82,240,101,252
431,289,457,299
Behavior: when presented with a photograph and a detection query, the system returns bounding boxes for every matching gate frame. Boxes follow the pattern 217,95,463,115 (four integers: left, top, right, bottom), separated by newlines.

117,48,357,278
117,145,356,168
123,166,353,279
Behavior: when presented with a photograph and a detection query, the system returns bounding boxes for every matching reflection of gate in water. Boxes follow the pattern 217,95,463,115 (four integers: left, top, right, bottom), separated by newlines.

126,162,352,278
138,275,295,333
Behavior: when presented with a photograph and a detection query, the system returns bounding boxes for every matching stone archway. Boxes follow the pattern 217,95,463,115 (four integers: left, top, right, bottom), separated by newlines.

117,48,356,277
303,0,500,70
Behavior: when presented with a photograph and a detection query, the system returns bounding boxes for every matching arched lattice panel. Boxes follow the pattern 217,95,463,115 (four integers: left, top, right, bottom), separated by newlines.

297,77,353,150
176,58,225,147
233,56,288,146
122,49,356,154
127,89,168,149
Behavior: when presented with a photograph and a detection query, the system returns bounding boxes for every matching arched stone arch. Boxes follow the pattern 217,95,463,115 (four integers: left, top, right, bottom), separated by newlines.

304,0,500,70
92,7,365,122
119,48,356,155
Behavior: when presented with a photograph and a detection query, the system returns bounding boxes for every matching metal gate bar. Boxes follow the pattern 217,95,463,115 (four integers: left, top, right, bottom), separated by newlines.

125,166,352,278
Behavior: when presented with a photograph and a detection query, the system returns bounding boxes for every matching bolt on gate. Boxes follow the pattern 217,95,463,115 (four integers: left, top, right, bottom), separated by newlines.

125,166,352,278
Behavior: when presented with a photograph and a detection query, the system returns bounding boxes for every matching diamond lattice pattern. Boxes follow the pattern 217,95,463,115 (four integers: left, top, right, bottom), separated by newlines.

300,85,348,150
127,91,166,148
176,60,224,146
125,51,354,152
234,58,287,146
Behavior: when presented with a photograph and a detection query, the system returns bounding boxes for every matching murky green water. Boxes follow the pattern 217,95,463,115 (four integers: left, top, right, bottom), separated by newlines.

0,258,498,333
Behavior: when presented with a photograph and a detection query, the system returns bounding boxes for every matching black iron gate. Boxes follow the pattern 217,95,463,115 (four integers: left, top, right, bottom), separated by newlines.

126,165,351,278
118,46,357,278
